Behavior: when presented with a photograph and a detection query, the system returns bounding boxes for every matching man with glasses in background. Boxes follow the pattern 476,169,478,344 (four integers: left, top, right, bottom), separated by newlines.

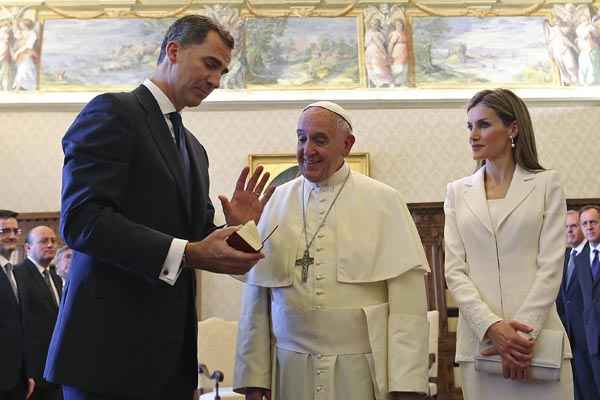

0,209,35,399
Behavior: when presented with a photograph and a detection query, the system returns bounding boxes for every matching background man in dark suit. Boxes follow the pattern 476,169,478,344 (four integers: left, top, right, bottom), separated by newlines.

574,205,600,398
15,226,62,400
0,210,35,400
557,210,592,400
44,15,273,400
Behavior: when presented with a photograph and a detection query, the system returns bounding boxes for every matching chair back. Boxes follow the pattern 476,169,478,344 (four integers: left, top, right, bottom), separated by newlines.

197,317,239,391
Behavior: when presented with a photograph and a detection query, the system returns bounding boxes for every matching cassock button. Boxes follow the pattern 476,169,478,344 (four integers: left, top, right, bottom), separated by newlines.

316,290,324,295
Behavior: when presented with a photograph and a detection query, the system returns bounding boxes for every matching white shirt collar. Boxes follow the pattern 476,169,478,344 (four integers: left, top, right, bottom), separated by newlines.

142,79,176,116
590,242,600,253
305,162,350,191
27,255,49,274
0,254,9,268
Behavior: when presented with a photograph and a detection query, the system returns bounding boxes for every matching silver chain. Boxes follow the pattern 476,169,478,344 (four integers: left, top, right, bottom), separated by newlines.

301,169,351,254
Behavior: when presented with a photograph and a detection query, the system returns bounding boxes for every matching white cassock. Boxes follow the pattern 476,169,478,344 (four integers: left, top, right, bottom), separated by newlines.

233,163,430,400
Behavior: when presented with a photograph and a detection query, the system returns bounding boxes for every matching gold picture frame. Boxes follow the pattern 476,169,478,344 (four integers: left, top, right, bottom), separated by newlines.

249,152,370,188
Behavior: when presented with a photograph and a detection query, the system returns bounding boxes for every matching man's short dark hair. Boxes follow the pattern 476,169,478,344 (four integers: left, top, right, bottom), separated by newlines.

579,205,600,217
0,210,18,219
157,15,234,64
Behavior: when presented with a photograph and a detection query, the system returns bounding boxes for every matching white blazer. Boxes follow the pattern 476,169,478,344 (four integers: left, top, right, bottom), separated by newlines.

444,165,570,362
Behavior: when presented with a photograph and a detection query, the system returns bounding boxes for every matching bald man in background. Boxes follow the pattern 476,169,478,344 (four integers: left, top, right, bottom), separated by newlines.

15,226,62,400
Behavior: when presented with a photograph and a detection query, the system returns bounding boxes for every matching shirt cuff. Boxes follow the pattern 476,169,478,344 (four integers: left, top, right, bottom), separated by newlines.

159,238,187,286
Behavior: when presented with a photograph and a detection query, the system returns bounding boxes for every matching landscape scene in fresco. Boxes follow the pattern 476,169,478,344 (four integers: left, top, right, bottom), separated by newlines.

412,16,555,86
244,17,362,89
40,18,172,91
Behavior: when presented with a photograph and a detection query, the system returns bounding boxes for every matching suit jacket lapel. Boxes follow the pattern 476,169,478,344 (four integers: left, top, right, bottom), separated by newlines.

133,85,191,220
186,129,209,224
561,249,570,296
26,261,58,311
51,269,63,299
495,165,536,230
0,267,18,306
463,167,494,235
576,244,593,303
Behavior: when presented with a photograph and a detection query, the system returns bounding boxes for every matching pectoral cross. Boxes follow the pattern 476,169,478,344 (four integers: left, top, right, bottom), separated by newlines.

295,250,314,283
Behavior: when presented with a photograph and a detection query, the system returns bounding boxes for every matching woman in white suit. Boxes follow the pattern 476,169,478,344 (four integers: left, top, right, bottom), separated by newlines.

444,89,573,399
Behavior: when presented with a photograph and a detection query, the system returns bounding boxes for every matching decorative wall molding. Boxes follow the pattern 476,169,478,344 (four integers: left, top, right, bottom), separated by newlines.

1,0,599,98
1,87,598,110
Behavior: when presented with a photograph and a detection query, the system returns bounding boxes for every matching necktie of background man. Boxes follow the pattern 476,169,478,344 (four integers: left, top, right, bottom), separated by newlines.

592,249,600,281
43,268,58,306
566,248,577,289
3,263,19,302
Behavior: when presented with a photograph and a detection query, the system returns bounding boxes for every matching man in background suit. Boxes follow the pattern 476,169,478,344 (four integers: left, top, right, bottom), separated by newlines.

15,226,62,400
557,210,592,400
44,15,273,400
0,210,35,400
575,205,600,398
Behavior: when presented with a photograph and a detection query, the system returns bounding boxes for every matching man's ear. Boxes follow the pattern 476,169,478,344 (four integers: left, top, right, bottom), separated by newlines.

343,133,356,156
165,41,180,64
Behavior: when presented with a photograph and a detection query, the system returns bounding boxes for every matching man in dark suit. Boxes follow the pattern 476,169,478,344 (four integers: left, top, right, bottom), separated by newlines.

0,210,35,400
557,210,593,400
44,15,273,400
15,226,62,400
574,205,600,398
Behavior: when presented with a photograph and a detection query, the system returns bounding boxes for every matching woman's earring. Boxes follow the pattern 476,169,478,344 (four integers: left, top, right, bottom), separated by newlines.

510,136,515,148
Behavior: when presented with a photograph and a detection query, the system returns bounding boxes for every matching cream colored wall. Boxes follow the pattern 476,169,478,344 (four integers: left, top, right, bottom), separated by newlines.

1,100,599,319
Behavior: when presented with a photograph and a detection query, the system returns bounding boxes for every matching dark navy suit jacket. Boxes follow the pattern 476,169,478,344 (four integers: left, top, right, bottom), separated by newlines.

0,263,27,391
44,85,216,397
14,258,62,386
575,243,600,393
557,248,573,331
558,245,599,399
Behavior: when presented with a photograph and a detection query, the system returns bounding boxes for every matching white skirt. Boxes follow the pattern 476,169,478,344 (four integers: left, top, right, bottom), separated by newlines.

460,360,574,400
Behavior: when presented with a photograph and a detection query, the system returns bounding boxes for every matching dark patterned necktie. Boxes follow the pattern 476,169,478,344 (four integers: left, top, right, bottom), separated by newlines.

566,249,577,289
592,249,600,281
43,268,58,306
168,112,192,213
3,263,18,302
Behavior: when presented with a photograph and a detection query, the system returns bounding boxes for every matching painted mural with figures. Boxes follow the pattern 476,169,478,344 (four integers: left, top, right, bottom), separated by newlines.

0,1,599,92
